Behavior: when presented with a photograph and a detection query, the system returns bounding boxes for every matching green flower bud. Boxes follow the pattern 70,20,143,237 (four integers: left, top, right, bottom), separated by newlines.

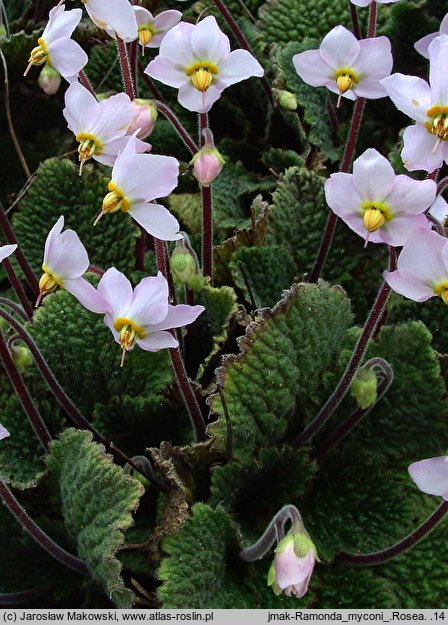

170,246,197,285
186,274,208,292
351,367,378,410
10,344,33,374
38,65,61,96
273,89,298,111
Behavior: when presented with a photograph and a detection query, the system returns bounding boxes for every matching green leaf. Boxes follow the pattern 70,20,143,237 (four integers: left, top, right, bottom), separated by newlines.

13,158,137,276
47,429,144,607
207,281,353,458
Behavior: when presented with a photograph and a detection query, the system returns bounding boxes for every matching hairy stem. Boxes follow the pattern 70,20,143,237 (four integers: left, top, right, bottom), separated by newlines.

240,505,303,561
368,1,378,38
0,206,39,295
138,61,164,101
308,97,365,283
0,327,51,450
339,500,448,566
313,358,394,462
0,479,88,575
0,297,29,321
349,1,362,39
153,99,198,155
212,0,274,107
79,70,96,97
117,36,136,99
199,114,214,281
293,248,394,448
1,258,33,320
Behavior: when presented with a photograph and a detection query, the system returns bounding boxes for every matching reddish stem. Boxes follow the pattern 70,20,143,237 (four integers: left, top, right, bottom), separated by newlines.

368,1,378,38
153,98,198,155
117,37,136,99
199,114,213,281
79,70,96,97
2,258,33,320
0,207,39,295
349,1,362,39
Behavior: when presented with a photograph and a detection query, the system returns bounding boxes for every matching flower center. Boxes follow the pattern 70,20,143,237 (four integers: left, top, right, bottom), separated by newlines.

335,68,359,93
185,62,219,92
76,133,104,175
433,282,448,304
36,265,64,306
94,182,131,226
29,38,49,67
425,106,448,153
138,24,156,46
114,318,146,367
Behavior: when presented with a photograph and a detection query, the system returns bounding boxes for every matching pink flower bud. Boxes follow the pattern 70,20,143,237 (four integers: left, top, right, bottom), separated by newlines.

191,147,224,187
128,99,158,140
268,531,317,599
38,65,61,96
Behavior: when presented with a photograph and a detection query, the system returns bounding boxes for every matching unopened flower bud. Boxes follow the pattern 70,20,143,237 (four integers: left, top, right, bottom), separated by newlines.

128,99,158,140
268,530,318,599
10,344,33,374
351,366,378,409
191,147,224,187
170,244,197,285
37,65,61,96
186,273,208,292
273,89,298,111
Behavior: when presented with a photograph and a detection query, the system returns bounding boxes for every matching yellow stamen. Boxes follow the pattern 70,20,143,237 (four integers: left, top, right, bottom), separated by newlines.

114,318,146,367
95,182,131,224
24,38,49,76
336,75,353,95
363,208,385,233
76,133,104,175
425,105,448,152
138,24,156,47
185,61,219,92
37,265,63,306
433,282,448,304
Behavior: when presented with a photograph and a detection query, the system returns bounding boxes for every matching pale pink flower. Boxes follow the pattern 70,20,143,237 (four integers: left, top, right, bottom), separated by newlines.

268,532,317,599
133,7,181,51
428,194,448,226
415,15,448,59
79,0,137,42
350,0,400,5
324,148,434,246
38,66,61,95
94,134,181,240
63,82,150,172
0,425,9,441
145,16,264,113
383,227,448,303
381,36,448,172
191,148,225,187
24,5,87,80
0,244,17,263
292,26,393,107
37,216,107,312
87,267,204,366
409,456,448,499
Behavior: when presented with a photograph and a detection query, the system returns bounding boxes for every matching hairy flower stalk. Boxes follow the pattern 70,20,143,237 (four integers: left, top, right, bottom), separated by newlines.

198,117,214,281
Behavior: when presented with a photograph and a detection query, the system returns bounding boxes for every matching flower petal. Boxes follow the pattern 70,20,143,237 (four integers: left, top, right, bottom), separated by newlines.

47,38,88,79
137,331,178,351
145,304,205,333
63,81,100,136
0,424,10,441
354,79,388,99
0,244,17,263
409,456,448,498
429,35,448,106
177,82,222,113
86,0,138,41
114,152,179,203
97,267,133,319
380,74,431,123
396,226,448,284
384,176,436,214
352,148,396,201
43,7,82,44
92,92,132,142
380,213,429,247
158,21,195,66
129,203,182,240
429,194,448,224
64,277,109,313
355,36,393,80
292,49,332,87
190,16,230,63
216,49,264,88
319,26,360,70
324,173,363,219
383,267,436,302
43,216,64,267
144,57,187,88
44,220,89,279
401,123,445,173
126,272,169,327
415,32,439,59
152,10,182,34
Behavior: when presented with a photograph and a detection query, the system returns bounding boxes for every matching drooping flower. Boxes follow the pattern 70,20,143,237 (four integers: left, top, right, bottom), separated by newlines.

409,456,448,499
0,424,9,441
144,16,264,113
324,148,435,246
350,0,400,5
94,134,181,240
24,5,87,80
132,7,182,51
86,267,204,366
268,530,318,599
381,35,448,172
415,14,448,59
37,216,107,312
292,26,393,107
428,194,448,226
63,81,150,173
0,244,17,263
383,227,448,303
79,0,137,42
